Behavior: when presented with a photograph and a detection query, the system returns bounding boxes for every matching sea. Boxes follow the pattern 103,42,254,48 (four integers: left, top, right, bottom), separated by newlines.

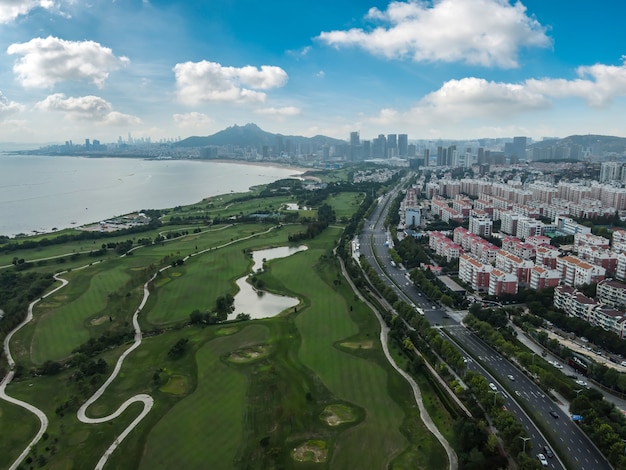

0,155,304,238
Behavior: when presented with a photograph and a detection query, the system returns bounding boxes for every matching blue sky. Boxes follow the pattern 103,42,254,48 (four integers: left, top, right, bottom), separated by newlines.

1,0,626,144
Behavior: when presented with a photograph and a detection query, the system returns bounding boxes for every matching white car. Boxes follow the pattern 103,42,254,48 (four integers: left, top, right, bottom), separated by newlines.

489,382,497,391
537,453,548,467
575,379,589,388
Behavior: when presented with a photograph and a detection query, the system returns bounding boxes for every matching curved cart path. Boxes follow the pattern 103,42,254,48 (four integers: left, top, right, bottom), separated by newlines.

339,257,458,470
0,274,68,470
2,224,282,469
76,271,159,470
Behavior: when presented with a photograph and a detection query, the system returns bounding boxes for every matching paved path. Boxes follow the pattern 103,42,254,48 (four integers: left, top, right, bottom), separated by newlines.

2,224,282,469
0,273,68,470
77,271,159,470
339,257,458,470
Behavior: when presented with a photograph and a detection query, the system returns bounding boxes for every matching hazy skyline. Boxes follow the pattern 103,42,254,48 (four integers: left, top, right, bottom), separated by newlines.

1,0,626,144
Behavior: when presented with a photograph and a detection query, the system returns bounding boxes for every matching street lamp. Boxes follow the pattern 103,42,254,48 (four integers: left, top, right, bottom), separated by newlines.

489,390,499,407
575,388,584,398
519,436,531,453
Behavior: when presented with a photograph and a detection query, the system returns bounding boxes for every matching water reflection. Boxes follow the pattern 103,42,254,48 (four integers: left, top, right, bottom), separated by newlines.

231,245,308,319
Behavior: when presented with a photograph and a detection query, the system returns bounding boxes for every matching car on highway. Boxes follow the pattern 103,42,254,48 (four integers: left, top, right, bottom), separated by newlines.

576,379,589,388
507,374,515,381
549,410,559,419
537,453,548,467
489,382,497,391
544,446,554,458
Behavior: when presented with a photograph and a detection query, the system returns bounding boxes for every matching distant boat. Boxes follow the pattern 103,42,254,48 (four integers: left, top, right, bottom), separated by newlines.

71,221,76,224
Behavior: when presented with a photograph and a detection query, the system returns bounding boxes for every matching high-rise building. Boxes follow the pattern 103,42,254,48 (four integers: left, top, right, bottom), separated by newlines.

362,140,371,159
373,135,387,158
600,162,623,183
437,146,447,166
350,131,360,146
398,134,408,156
387,134,397,157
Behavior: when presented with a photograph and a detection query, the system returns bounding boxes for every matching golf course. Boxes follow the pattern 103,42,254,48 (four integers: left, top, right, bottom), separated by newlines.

0,175,454,469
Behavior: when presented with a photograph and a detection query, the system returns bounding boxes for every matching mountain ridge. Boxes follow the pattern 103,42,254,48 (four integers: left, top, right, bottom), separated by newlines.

175,123,346,148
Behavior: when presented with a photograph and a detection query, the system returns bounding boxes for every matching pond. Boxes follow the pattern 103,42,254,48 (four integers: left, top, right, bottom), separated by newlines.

231,245,308,319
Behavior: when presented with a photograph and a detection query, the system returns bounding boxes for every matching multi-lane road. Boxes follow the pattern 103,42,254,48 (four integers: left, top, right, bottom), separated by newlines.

357,185,611,470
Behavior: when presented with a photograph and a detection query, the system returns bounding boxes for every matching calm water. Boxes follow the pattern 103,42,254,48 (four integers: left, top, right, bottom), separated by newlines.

232,245,308,319
0,155,303,237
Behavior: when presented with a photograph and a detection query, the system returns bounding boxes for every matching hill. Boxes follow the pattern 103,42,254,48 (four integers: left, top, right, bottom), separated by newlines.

529,134,626,154
175,123,346,148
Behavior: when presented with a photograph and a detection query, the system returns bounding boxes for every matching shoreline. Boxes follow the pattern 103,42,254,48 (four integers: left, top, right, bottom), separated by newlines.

1,158,320,240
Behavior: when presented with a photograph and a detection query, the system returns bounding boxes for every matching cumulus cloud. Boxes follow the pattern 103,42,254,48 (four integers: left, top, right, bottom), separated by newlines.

7,36,129,88
36,93,141,125
317,0,551,68
368,59,626,129
173,111,213,129
0,91,24,118
419,77,550,117
526,61,626,107
173,60,288,105
0,0,57,23
254,106,301,116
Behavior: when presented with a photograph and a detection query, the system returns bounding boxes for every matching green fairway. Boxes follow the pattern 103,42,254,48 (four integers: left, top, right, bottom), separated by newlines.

139,325,269,469
28,261,132,363
0,168,454,470
0,401,39,469
325,192,365,220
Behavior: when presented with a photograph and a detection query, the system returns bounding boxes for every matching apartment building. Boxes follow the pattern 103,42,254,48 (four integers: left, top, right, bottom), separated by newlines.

597,279,626,309
488,268,518,296
529,265,561,290
556,255,606,287
459,253,492,292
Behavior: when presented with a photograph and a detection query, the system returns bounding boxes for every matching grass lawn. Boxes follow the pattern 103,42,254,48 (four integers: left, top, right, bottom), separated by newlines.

266,229,409,468
143,224,303,325
0,176,454,470
139,325,269,470
325,192,365,220
27,261,132,363
0,400,39,469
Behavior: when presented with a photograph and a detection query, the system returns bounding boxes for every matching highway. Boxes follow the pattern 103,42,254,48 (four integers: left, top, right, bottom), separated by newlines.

356,182,611,470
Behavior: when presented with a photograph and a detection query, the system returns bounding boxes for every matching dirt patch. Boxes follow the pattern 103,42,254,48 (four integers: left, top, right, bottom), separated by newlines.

227,345,269,363
291,440,328,463
340,340,374,349
320,404,357,426
90,315,110,326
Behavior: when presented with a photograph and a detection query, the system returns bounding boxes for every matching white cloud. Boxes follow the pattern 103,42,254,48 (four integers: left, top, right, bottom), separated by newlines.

419,77,550,117
254,106,301,116
0,0,57,23
287,46,311,58
367,59,626,130
173,112,213,129
7,36,129,88
0,91,24,118
316,70,325,78
317,0,551,68
526,61,626,107
173,60,288,105
36,93,141,125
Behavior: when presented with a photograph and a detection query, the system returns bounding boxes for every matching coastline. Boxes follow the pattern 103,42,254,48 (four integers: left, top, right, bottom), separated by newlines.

207,158,315,178
0,156,313,239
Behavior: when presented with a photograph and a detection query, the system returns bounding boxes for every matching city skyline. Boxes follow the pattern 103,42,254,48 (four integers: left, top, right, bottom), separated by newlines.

1,1,626,144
